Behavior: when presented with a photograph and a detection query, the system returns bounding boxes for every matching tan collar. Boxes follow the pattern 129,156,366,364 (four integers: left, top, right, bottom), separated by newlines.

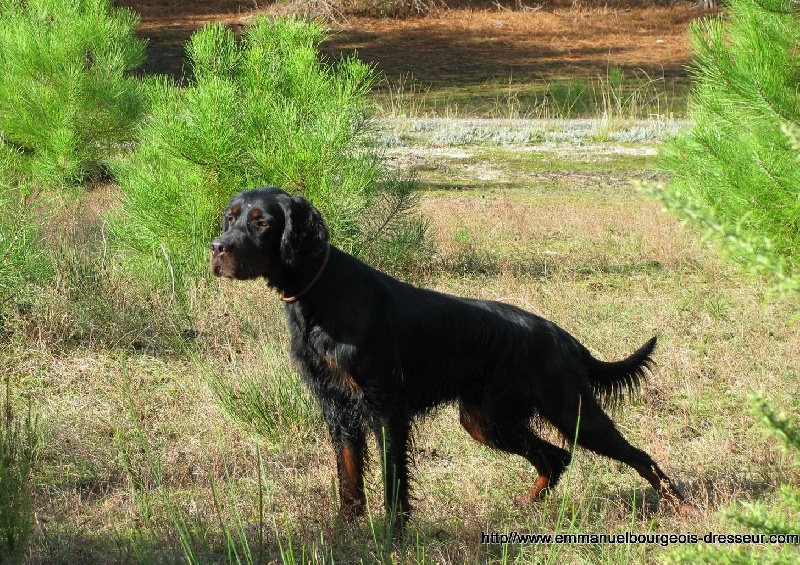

279,244,331,303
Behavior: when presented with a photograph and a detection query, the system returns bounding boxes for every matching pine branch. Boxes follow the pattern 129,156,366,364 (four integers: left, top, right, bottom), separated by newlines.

755,82,800,128
751,0,800,14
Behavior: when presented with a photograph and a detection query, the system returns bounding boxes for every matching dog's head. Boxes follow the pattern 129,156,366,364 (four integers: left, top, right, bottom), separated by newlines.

210,187,329,289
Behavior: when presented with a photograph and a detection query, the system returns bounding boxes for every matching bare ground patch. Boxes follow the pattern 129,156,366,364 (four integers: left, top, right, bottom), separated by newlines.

119,2,706,83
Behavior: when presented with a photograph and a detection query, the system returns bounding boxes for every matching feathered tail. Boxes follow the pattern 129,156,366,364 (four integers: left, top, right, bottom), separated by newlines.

583,336,657,408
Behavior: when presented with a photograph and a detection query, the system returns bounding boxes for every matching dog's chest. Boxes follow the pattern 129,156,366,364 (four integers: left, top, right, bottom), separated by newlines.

289,319,365,399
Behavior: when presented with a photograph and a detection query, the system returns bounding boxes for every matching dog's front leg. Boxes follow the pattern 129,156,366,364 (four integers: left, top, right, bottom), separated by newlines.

374,414,412,531
321,400,367,521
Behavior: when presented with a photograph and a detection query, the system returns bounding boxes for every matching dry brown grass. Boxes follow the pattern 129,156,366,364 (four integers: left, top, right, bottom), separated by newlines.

323,6,697,84
10,124,799,562
2,3,794,563
119,1,704,83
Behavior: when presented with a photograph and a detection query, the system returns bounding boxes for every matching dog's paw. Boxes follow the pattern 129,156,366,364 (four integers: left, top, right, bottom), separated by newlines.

513,475,551,505
673,501,699,517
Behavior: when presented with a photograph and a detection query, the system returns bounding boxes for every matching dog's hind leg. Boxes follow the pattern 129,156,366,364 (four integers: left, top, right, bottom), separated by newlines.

459,400,571,504
544,391,691,513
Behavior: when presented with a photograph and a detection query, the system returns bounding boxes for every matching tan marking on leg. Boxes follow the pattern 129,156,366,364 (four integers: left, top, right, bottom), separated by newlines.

338,442,365,520
514,475,550,505
459,411,491,446
324,355,362,396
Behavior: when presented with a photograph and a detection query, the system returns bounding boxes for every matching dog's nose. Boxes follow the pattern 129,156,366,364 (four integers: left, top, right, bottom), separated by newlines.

210,240,226,256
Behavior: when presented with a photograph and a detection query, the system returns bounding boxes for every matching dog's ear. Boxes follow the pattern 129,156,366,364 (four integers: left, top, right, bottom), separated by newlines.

279,194,329,269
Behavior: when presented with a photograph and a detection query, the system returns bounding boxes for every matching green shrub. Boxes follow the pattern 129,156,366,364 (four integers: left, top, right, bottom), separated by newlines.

0,376,40,563
657,0,800,289
0,0,145,188
112,17,422,301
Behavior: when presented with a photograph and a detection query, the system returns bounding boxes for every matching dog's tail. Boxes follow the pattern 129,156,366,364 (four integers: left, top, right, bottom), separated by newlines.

583,336,657,408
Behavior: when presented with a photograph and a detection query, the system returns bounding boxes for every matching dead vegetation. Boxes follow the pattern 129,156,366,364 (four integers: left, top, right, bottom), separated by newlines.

12,119,800,563
6,3,798,563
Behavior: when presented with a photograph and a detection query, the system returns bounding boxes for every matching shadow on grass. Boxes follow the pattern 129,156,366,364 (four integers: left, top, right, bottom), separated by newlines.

430,247,666,281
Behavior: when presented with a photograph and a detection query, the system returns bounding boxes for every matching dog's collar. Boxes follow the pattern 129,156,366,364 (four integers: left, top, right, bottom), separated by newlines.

279,243,331,303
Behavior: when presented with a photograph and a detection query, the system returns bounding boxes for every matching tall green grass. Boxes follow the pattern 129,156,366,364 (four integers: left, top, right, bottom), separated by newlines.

205,346,321,451
0,0,145,188
0,376,40,563
0,183,51,307
375,68,683,120
0,177,53,342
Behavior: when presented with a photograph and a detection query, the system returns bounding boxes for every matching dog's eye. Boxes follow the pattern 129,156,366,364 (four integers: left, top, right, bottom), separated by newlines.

225,215,235,226
254,220,269,228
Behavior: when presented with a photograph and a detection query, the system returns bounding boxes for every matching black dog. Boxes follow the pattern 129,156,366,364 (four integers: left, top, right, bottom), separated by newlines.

210,187,690,524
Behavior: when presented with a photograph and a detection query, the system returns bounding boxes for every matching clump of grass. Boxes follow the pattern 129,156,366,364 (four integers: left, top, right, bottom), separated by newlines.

374,73,432,119
596,67,669,124
0,0,145,189
116,402,249,563
438,226,500,276
528,68,672,123
0,375,40,564
0,182,52,311
205,346,321,451
531,78,591,120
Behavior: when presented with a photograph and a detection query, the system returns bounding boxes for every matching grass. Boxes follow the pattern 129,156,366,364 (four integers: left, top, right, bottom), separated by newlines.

371,71,691,120
0,374,40,563
5,114,798,562
2,6,797,561
374,119,668,204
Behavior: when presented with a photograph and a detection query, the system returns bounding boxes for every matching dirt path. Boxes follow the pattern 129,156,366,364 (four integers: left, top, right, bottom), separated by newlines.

118,2,706,82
